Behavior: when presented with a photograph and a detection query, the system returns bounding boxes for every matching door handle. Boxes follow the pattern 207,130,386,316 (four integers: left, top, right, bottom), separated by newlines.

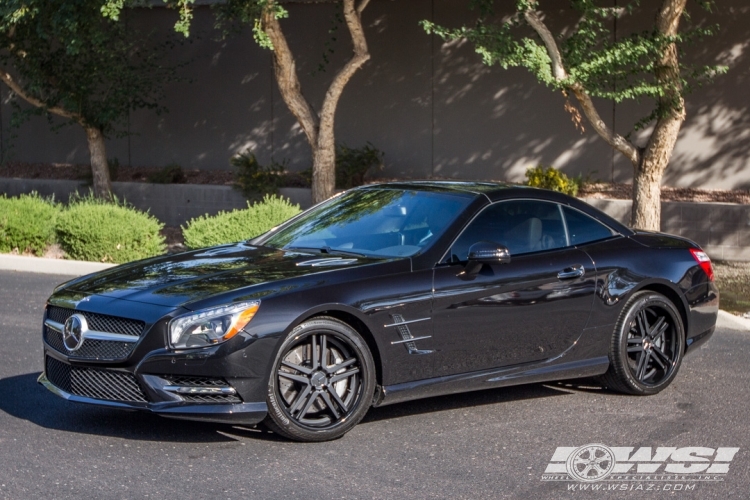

557,265,585,280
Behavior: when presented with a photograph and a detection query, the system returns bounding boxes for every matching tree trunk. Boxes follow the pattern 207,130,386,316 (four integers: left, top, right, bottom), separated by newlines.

629,0,687,231
85,126,112,199
312,140,336,202
263,0,370,204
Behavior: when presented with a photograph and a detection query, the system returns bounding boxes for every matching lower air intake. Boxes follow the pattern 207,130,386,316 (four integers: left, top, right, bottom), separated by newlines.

45,356,148,403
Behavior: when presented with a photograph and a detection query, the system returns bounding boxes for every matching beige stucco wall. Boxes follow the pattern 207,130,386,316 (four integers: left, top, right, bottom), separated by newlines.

1,1,748,189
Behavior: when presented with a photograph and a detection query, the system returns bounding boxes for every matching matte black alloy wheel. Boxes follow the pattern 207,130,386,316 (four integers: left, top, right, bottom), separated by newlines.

265,317,375,441
601,291,685,395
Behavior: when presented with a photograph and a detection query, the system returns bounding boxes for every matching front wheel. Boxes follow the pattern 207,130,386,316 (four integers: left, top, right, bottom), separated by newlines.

264,317,376,441
600,291,685,395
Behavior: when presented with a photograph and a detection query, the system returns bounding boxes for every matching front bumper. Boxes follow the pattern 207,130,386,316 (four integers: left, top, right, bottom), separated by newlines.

38,371,268,425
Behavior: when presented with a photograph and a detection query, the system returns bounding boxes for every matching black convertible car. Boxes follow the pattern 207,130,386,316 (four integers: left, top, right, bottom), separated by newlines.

39,182,718,441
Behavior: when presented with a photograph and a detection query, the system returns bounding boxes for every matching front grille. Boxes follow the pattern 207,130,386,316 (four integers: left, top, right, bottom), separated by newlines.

45,356,148,403
44,306,145,360
162,375,242,404
47,306,144,336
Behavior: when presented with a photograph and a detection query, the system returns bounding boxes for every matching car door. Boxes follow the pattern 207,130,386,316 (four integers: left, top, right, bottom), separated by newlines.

429,199,597,377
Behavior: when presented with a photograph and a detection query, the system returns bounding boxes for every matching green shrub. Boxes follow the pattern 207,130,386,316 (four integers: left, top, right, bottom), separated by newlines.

231,152,286,199
335,142,384,189
182,194,301,249
299,142,385,190
525,165,582,196
0,193,60,256
56,194,165,263
147,163,186,184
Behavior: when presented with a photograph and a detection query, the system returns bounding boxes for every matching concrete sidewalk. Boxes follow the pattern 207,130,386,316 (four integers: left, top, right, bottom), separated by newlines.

0,254,114,277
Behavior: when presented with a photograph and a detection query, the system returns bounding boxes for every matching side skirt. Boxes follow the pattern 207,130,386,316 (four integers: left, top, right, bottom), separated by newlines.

376,356,609,407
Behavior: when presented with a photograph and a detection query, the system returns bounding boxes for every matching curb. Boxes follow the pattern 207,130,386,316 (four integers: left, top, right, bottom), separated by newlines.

717,310,750,332
0,253,115,277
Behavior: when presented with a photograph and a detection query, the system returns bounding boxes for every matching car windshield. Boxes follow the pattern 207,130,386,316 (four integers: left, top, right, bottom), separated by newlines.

256,187,473,258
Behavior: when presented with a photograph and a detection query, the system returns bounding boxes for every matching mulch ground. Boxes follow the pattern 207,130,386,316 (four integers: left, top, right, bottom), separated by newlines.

3,161,749,204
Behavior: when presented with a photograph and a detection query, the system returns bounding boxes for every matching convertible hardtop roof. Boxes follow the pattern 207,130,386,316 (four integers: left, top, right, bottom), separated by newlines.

359,180,634,235
362,180,512,196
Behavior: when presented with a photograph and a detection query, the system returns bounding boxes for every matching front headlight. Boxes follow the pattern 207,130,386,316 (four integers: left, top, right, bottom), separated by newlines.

169,301,260,349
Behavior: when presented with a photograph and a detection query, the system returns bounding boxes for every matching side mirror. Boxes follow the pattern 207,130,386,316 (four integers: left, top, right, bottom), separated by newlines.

467,241,511,265
460,241,510,278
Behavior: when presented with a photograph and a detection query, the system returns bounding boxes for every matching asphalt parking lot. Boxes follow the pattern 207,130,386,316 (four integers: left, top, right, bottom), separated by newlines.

0,269,748,499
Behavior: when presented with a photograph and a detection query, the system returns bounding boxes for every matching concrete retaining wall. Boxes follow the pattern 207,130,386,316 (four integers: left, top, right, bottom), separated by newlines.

2,178,747,260
0,177,311,227
584,198,750,261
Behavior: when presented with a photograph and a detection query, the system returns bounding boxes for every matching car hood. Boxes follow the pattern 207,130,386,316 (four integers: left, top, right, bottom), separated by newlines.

56,243,389,309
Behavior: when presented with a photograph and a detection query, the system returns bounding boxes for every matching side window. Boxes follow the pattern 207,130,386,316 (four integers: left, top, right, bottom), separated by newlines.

449,200,567,262
562,206,615,245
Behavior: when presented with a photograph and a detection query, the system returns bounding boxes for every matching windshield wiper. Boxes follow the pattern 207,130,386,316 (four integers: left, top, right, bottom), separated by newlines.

284,246,368,258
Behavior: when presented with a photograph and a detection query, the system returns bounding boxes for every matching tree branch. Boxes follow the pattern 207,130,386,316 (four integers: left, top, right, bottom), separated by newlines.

523,10,567,81
356,0,371,16
262,7,319,147
0,67,82,124
318,0,371,145
643,0,687,162
523,6,642,167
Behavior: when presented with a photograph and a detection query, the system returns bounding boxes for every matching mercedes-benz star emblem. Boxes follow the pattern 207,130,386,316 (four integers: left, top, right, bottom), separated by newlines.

62,314,87,351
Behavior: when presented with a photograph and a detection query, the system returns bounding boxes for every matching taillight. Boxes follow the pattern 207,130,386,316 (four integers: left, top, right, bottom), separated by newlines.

689,248,714,281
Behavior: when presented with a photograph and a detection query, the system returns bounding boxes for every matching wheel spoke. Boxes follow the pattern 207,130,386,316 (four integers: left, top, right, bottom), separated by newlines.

327,386,349,413
299,390,320,418
652,345,672,365
650,351,667,370
278,371,309,385
329,367,360,384
320,391,341,420
643,367,657,380
311,335,319,370
627,337,643,344
325,357,357,375
636,309,650,336
636,351,650,381
281,360,312,375
320,334,329,370
648,316,666,338
627,345,644,353
288,385,312,415
651,319,669,343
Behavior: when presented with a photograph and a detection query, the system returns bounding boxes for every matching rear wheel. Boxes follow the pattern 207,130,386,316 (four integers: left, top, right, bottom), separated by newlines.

264,317,375,441
600,291,685,395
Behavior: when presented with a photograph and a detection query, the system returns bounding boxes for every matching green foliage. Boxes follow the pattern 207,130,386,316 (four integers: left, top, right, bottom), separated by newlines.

231,152,287,199
299,143,385,189
182,194,301,249
0,193,60,256
525,165,581,197
56,194,166,263
147,164,186,184
0,0,178,137
422,1,727,132
103,0,289,46
335,143,384,189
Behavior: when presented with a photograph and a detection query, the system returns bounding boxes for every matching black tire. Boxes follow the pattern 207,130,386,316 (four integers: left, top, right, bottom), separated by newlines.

264,317,375,442
600,291,685,395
